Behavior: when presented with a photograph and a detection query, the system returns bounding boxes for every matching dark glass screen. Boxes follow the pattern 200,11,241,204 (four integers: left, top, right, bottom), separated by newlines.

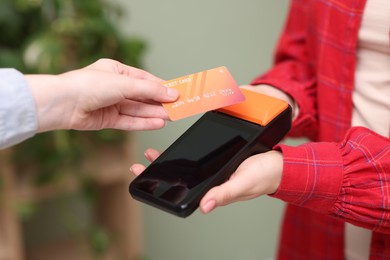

133,113,260,204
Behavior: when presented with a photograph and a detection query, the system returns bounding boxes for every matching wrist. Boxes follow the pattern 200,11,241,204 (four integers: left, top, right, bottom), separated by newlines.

266,150,284,194
25,74,71,132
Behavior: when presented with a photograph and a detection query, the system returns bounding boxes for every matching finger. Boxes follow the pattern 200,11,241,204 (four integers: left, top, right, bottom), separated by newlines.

112,116,167,131
119,100,170,120
87,58,164,82
199,177,247,214
110,59,164,82
81,62,179,104
144,148,161,162
129,163,147,176
118,64,163,82
111,76,179,103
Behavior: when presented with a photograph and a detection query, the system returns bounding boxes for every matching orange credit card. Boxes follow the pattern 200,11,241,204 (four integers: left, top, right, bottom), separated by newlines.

162,66,245,121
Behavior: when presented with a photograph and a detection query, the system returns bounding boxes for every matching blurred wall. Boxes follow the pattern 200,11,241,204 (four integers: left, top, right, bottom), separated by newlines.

116,1,290,259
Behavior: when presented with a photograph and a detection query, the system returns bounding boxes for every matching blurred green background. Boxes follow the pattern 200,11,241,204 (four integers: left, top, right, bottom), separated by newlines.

1,0,293,259
0,0,146,259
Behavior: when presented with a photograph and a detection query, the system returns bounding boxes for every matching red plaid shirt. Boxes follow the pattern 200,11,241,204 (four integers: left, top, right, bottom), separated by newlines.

252,0,390,259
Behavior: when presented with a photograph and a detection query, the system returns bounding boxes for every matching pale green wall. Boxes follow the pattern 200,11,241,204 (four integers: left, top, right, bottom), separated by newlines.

116,1,290,259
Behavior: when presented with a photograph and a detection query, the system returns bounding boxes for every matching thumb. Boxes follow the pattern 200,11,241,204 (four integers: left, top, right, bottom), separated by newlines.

120,77,179,103
199,178,243,214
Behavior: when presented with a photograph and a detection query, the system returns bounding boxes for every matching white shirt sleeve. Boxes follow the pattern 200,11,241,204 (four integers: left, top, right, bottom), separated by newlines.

0,68,37,149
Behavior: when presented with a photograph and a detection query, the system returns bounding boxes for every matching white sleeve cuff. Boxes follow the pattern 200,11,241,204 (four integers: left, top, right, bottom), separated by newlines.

0,69,37,149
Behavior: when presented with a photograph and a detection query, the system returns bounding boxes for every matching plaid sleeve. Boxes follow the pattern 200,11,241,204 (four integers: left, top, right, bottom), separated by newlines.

272,127,390,232
0,69,37,149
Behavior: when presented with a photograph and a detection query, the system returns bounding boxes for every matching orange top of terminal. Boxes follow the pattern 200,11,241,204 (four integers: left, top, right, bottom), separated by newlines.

217,88,289,126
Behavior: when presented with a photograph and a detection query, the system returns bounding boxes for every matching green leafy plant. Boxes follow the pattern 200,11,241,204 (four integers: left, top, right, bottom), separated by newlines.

0,0,145,256
0,0,145,72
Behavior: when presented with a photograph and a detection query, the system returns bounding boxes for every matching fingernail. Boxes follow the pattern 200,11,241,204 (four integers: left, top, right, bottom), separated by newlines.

167,87,179,98
130,165,140,174
202,200,216,214
144,151,151,161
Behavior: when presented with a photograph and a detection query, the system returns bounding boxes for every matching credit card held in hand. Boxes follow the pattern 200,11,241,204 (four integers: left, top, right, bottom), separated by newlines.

162,66,245,121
